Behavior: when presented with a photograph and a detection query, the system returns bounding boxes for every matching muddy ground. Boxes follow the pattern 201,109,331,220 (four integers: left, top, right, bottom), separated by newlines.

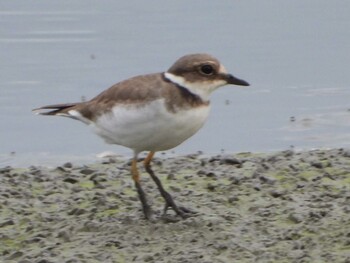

1,149,350,263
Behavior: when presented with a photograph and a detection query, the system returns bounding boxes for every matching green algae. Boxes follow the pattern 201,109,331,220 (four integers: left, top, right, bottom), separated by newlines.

298,170,321,180
96,208,121,218
79,180,95,189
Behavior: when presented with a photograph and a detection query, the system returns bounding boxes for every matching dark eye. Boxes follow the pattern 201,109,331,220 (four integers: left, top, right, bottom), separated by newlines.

200,64,214,75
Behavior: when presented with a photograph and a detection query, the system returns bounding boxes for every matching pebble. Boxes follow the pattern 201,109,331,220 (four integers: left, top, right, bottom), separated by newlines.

63,162,73,169
65,258,81,263
57,230,71,242
0,219,15,228
228,195,239,203
259,175,276,185
269,189,286,198
6,251,23,260
143,255,154,262
63,177,79,184
219,157,242,167
79,168,95,175
68,208,87,216
288,213,304,224
206,183,216,191
0,166,12,174
36,259,52,263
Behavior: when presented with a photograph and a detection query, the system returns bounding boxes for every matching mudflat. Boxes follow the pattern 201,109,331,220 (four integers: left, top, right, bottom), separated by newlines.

1,149,349,262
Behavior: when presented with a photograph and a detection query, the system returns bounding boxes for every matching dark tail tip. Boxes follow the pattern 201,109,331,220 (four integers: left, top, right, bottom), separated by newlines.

32,103,78,116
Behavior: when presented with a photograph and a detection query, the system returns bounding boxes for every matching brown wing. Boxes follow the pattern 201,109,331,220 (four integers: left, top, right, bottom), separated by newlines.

33,73,166,119
33,72,206,120
72,73,169,120
90,73,164,103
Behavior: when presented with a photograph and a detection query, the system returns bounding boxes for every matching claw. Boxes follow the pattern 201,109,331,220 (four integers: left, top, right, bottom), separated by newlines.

163,201,196,219
144,151,197,219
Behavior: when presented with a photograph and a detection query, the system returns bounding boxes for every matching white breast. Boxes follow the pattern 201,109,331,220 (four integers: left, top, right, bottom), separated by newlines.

90,99,210,153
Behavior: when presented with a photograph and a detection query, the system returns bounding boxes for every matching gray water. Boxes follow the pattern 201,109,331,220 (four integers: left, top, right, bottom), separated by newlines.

1,1,350,166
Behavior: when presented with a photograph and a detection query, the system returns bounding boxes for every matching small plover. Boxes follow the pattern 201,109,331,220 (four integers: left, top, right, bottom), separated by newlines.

34,53,249,219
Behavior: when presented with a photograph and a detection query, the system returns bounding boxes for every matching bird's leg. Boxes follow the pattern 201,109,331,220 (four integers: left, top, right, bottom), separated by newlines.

144,152,190,218
131,157,152,219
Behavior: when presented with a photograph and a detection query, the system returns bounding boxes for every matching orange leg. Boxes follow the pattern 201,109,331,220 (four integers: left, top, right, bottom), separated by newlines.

144,151,189,218
131,157,152,219
131,158,139,182
143,151,155,167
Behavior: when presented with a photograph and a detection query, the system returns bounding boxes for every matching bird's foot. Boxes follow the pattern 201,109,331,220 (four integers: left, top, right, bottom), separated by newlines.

162,193,196,219
142,203,153,220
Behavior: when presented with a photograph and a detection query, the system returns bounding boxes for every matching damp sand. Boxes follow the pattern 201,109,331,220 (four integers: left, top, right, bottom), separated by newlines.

1,149,350,263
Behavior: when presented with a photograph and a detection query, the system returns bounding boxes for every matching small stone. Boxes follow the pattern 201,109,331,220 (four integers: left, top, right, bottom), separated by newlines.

55,166,67,172
269,189,286,198
161,215,181,223
167,173,175,180
206,172,216,178
288,213,303,223
80,221,100,232
63,177,79,184
169,185,181,192
253,184,261,191
80,168,95,175
229,176,241,185
310,161,323,169
143,254,154,262
292,240,305,250
57,230,71,242
289,164,299,171
68,208,87,216
105,240,122,248
259,175,276,185
36,259,52,263
89,173,107,183
6,251,23,260
207,183,216,191
228,196,239,203
106,157,117,164
0,166,12,174
0,219,15,228
343,150,350,158
63,162,73,168
215,244,228,250
220,156,242,167
208,156,220,163
93,195,107,206
323,173,336,180
282,149,294,157
296,183,305,189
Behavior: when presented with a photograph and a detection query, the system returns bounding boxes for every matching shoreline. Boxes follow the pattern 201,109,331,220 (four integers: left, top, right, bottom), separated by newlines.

0,146,334,168
1,148,350,262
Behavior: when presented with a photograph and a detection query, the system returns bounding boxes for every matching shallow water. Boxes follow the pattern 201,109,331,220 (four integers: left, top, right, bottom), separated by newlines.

1,1,350,166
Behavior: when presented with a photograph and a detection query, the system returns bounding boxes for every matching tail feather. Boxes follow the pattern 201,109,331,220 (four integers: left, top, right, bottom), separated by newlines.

32,103,79,116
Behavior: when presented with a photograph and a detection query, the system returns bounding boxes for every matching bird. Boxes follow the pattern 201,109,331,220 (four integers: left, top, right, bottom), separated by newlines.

33,53,249,219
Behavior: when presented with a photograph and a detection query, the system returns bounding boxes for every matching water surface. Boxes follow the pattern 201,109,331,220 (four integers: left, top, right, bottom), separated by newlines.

1,1,349,166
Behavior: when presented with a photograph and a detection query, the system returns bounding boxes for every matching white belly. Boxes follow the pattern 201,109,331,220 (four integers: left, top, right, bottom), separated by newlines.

91,99,210,153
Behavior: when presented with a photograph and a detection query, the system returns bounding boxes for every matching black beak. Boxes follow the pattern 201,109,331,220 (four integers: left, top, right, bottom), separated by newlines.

226,74,250,86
